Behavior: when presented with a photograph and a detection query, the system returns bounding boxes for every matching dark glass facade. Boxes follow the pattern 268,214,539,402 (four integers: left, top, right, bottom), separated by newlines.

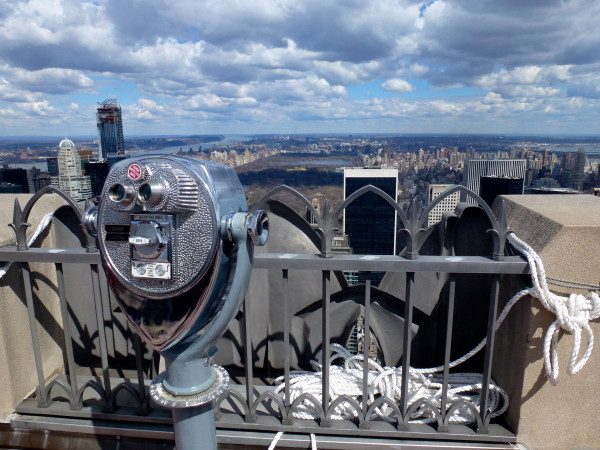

479,176,523,207
0,168,30,193
46,157,58,177
344,174,397,285
85,161,110,197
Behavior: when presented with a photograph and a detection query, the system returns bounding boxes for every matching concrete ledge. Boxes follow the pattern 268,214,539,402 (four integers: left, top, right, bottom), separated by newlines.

496,194,600,450
502,194,600,293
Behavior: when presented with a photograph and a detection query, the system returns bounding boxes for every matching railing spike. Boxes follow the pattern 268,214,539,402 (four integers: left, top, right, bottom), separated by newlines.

9,198,31,250
487,198,511,261
496,198,508,232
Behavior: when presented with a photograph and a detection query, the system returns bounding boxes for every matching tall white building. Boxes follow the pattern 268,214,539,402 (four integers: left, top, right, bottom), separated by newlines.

52,139,92,200
427,184,460,226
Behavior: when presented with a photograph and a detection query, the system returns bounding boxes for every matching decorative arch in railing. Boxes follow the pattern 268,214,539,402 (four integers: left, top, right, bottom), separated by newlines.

43,377,76,409
75,380,108,410
442,399,484,430
404,398,443,428
251,184,511,260
288,392,325,422
249,390,289,424
216,390,251,421
418,185,510,260
107,382,147,413
8,186,96,251
364,395,402,426
325,394,364,427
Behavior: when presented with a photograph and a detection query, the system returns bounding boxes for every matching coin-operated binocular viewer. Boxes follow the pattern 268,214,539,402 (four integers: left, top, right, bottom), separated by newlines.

83,155,268,450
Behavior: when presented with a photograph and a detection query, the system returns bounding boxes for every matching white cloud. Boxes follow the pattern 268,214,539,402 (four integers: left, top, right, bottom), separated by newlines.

17,100,57,116
8,67,94,94
0,0,600,134
381,78,415,93
314,60,382,85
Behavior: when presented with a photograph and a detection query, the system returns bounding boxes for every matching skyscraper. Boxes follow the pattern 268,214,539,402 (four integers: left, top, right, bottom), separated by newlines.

463,159,526,202
46,157,58,177
343,168,398,285
479,176,523,207
573,148,587,191
84,161,110,198
427,184,460,226
53,139,92,200
96,98,125,165
0,168,30,193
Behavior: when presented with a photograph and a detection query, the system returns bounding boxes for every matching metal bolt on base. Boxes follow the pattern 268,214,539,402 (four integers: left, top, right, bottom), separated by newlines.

150,365,230,409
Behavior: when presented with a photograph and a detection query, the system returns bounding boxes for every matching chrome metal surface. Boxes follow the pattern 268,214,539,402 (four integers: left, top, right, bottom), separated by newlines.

108,182,136,206
98,157,222,298
94,156,250,352
82,205,99,237
248,210,269,246
150,366,230,408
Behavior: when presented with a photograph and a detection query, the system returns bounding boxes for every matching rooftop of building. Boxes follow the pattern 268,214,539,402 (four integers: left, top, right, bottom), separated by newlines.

59,138,75,148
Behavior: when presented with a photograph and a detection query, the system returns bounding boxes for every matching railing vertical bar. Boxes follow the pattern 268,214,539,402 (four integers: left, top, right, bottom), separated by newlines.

90,264,112,399
362,272,371,424
399,272,414,427
99,273,116,364
439,274,456,431
55,263,79,403
282,269,291,408
243,293,255,421
321,270,331,423
479,274,500,432
132,333,147,406
21,263,47,407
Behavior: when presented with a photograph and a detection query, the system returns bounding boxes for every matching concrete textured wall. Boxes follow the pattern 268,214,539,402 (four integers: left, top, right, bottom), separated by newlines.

496,194,600,450
0,194,68,419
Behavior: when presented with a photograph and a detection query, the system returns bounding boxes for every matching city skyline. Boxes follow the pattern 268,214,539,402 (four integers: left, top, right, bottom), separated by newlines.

1,0,600,136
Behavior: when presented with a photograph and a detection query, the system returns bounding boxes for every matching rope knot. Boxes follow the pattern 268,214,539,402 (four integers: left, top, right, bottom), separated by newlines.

508,234,599,384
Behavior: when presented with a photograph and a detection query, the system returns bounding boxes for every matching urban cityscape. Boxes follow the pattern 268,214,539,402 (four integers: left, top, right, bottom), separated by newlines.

1,98,599,287
1,98,599,206
1,1,600,449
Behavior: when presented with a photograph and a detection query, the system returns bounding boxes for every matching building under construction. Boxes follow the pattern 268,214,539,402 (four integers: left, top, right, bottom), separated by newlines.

96,98,125,165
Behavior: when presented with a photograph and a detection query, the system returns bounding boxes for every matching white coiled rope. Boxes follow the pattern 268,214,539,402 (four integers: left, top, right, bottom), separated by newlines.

274,232,600,425
275,343,509,424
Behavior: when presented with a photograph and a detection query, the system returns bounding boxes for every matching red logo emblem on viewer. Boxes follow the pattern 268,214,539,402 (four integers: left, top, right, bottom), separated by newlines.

128,164,142,180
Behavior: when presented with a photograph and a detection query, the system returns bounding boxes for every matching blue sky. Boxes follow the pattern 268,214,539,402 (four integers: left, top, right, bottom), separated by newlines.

1,0,600,136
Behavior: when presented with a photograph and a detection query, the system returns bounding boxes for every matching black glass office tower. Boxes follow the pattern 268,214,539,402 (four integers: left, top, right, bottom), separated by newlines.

479,176,523,207
85,161,110,197
343,168,398,285
96,99,125,165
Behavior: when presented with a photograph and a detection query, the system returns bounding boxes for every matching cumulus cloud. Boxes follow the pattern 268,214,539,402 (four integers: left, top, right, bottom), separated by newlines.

381,78,415,93
0,0,600,134
8,67,94,94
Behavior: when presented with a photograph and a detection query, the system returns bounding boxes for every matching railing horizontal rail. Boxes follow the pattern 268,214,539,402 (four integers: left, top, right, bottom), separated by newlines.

1,248,530,274
0,247,101,264
254,253,530,273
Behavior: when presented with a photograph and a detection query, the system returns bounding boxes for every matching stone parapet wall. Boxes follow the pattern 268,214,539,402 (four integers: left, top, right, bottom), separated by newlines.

497,194,600,450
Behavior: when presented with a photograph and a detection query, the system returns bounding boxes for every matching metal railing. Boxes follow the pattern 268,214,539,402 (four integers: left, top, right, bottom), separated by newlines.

1,185,529,448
